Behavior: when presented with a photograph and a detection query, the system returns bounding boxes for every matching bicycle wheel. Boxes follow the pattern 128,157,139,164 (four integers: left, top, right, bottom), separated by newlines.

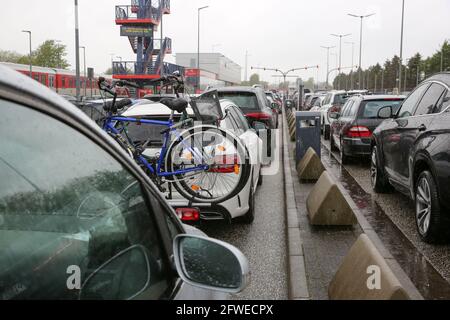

165,125,251,204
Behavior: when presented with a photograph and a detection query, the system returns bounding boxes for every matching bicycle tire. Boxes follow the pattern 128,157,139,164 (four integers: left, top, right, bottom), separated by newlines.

165,125,251,204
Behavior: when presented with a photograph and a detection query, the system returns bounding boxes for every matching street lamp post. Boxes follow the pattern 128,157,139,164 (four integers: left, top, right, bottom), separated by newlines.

416,62,420,86
80,46,87,97
197,5,209,93
22,30,32,78
374,73,377,93
74,0,81,101
321,46,336,90
326,66,358,85
399,0,405,93
345,41,355,90
348,13,376,90
54,40,62,69
244,51,251,82
331,33,351,90
252,65,319,100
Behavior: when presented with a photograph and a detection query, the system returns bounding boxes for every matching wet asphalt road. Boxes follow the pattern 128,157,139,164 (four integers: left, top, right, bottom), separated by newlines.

322,137,450,298
199,131,288,300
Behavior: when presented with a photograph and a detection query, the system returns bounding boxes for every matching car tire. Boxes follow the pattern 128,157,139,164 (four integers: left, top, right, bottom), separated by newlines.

324,125,330,141
340,138,350,165
415,171,450,243
239,180,255,224
258,171,263,186
330,130,339,152
370,146,392,193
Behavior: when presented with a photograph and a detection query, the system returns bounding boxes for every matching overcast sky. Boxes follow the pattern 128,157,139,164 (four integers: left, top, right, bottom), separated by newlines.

1,0,449,83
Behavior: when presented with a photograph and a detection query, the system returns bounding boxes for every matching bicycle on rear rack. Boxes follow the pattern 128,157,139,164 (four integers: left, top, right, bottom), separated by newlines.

98,73,251,204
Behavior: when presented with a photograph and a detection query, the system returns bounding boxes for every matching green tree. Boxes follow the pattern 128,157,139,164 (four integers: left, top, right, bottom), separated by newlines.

406,53,422,90
249,73,260,85
303,77,315,91
0,50,25,63
16,40,70,69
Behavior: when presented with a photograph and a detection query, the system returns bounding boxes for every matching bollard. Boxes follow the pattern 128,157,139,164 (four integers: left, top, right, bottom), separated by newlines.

297,147,325,182
289,125,296,142
306,171,357,226
329,234,410,300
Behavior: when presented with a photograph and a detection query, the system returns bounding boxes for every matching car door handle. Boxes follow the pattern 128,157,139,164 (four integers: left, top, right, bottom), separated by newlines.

418,124,427,132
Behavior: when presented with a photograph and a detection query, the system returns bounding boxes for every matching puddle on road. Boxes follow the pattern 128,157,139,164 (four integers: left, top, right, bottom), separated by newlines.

321,146,450,300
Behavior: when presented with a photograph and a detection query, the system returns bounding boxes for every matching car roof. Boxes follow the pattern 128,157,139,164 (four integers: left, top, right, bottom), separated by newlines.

352,94,406,101
123,101,195,117
329,90,347,94
215,86,261,93
122,98,234,118
425,72,450,87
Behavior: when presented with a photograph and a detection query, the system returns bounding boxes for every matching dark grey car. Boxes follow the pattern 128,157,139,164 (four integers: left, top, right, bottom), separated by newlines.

215,87,277,130
330,95,405,164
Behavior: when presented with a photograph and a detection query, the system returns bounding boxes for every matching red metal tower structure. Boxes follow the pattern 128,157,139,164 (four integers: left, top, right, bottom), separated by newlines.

113,0,184,97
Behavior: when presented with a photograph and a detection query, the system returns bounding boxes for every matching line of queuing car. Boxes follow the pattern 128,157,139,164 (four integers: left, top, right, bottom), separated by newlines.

320,73,450,244
0,65,251,299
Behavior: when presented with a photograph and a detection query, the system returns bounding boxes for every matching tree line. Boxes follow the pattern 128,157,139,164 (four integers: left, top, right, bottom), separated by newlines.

333,40,450,93
0,40,70,69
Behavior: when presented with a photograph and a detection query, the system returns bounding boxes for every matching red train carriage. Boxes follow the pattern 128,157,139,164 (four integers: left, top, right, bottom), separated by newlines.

0,62,130,97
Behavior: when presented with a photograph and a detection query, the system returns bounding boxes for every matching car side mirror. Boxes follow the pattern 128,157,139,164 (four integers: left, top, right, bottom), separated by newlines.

378,106,393,119
329,112,340,120
79,245,151,300
252,121,267,131
173,235,249,294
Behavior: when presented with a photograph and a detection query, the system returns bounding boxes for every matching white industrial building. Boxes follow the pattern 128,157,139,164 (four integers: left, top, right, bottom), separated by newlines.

176,53,242,91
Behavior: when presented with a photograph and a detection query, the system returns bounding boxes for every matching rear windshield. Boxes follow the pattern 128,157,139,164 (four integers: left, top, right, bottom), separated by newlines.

218,92,260,110
361,99,404,119
333,94,348,105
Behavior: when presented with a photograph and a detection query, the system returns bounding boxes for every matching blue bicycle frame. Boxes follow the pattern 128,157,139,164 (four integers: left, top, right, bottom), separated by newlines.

103,113,210,178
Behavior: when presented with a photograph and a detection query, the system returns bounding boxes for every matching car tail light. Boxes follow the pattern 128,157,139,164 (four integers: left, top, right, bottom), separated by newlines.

176,208,200,222
209,155,240,174
246,112,272,121
346,126,372,138
329,104,341,113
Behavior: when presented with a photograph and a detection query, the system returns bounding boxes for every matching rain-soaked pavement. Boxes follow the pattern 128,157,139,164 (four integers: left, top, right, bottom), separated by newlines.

321,141,450,300
198,129,288,300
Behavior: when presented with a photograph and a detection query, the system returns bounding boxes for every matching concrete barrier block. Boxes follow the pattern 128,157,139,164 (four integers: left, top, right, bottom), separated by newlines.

288,119,295,131
288,114,295,124
296,147,325,181
328,234,410,300
289,126,296,141
306,171,357,226
289,121,296,133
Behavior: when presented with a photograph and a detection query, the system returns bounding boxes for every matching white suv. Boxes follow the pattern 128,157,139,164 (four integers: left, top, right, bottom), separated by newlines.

319,90,348,140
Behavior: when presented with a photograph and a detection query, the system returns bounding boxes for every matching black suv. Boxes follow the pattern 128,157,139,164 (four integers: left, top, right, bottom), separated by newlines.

371,73,450,243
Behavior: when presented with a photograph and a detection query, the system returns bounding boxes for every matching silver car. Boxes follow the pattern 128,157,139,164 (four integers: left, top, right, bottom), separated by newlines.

0,65,249,300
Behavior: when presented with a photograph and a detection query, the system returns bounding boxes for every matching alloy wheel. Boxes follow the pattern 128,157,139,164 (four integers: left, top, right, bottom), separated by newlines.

416,177,432,236
370,149,378,187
